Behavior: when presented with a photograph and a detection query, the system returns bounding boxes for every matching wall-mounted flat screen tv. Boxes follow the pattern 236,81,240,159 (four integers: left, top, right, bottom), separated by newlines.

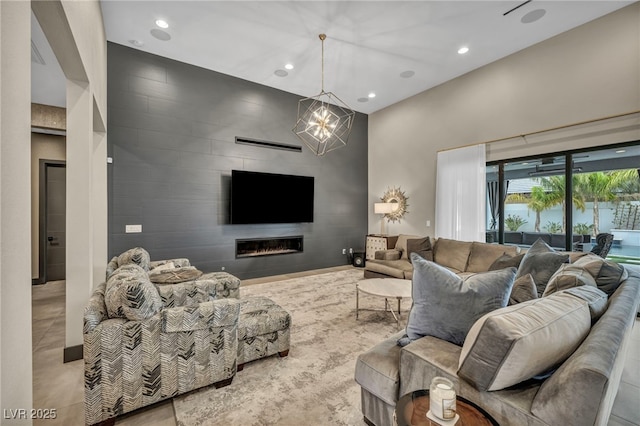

231,170,314,224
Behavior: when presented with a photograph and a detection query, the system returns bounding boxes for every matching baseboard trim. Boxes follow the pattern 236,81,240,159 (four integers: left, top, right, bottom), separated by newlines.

64,345,83,363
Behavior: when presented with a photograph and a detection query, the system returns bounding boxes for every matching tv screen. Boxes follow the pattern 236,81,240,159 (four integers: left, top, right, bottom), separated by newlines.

231,170,314,224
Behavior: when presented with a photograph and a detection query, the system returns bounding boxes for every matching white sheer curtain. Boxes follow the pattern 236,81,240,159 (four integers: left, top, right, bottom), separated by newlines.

435,144,486,242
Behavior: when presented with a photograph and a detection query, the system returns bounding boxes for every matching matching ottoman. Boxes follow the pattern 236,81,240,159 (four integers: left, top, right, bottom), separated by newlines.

237,296,291,371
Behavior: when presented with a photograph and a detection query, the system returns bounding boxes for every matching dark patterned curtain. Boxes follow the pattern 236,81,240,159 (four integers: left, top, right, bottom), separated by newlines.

487,180,509,229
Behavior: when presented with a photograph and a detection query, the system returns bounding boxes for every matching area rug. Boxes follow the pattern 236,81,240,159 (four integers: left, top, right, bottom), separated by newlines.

173,269,411,425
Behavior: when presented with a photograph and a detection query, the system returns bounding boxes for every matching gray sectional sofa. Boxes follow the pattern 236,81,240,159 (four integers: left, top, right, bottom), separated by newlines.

355,238,640,426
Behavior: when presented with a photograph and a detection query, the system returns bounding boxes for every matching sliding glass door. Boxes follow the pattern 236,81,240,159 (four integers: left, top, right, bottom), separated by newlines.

486,142,640,262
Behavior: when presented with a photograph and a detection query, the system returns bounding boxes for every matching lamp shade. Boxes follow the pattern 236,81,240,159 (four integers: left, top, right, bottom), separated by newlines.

374,203,395,214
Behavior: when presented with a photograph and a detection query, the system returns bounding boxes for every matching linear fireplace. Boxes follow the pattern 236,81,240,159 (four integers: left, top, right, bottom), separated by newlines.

236,236,303,258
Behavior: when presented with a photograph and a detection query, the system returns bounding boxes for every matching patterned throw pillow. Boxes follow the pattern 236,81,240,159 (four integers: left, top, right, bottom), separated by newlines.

117,247,151,272
105,264,162,320
398,254,515,347
516,239,569,297
149,266,203,284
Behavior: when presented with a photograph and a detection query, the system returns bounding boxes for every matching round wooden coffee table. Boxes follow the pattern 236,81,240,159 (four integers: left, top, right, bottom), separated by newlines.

394,389,498,426
356,278,412,324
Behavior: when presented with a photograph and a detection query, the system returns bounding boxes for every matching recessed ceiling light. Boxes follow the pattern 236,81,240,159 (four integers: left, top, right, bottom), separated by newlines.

368,92,376,98
400,70,415,79
458,46,469,55
155,19,169,29
357,97,369,103
128,39,144,47
284,63,294,70
274,69,288,77
616,149,626,154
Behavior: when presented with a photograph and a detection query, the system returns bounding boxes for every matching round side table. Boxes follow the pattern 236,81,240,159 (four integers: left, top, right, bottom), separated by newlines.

394,389,498,426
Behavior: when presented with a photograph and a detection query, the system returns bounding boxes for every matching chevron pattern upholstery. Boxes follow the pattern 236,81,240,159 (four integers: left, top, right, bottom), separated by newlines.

237,296,291,368
84,278,242,425
156,272,241,308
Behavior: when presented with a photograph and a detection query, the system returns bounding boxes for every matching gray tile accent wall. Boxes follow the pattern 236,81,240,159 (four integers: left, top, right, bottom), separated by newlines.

107,43,368,279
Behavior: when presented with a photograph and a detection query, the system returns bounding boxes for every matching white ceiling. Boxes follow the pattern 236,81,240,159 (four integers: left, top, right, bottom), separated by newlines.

33,1,634,114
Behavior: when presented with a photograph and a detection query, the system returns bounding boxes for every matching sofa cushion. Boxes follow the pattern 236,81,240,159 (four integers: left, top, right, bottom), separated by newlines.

374,249,401,261
516,238,569,297
562,285,608,322
117,247,151,272
395,234,422,260
433,238,473,273
105,264,163,320
364,259,411,279
530,276,640,426
508,273,538,305
466,242,518,273
542,263,597,297
489,253,525,271
406,237,433,261
399,254,515,347
571,253,628,296
458,290,591,391
354,331,405,406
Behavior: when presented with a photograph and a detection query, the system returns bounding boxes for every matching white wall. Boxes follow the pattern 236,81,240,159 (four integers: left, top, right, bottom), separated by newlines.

31,0,108,351
368,3,640,238
0,1,33,422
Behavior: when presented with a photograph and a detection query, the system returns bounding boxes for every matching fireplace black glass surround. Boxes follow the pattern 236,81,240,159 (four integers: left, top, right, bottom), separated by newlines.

236,236,303,258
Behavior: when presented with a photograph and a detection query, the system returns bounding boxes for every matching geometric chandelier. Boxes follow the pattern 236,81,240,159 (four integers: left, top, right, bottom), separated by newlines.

293,34,355,156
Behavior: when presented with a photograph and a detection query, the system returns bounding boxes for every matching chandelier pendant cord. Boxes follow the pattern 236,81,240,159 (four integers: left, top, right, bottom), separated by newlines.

319,34,326,92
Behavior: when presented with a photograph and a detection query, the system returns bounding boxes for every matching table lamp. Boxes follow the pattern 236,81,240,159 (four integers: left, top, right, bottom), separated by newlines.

374,202,394,235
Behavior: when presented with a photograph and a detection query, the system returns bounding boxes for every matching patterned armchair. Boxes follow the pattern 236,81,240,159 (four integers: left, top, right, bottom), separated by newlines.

84,249,242,425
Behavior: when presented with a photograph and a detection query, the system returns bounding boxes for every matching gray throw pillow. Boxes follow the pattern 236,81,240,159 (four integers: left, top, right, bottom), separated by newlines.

571,254,628,296
489,253,525,271
516,239,569,297
508,273,538,305
406,237,433,261
399,253,516,347
542,263,597,297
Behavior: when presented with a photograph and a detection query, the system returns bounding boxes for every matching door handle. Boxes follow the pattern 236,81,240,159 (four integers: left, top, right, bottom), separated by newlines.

47,236,54,241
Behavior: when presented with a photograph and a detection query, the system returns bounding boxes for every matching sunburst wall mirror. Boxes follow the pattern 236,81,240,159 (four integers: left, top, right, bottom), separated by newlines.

381,187,409,223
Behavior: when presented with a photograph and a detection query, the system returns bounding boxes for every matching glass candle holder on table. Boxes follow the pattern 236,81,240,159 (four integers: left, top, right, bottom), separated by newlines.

429,377,456,421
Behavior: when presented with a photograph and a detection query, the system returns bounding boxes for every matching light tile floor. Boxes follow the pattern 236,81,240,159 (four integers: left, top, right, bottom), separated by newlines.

32,271,640,425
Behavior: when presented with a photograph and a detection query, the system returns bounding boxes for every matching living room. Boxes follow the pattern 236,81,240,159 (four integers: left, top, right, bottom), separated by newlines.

1,1,639,425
